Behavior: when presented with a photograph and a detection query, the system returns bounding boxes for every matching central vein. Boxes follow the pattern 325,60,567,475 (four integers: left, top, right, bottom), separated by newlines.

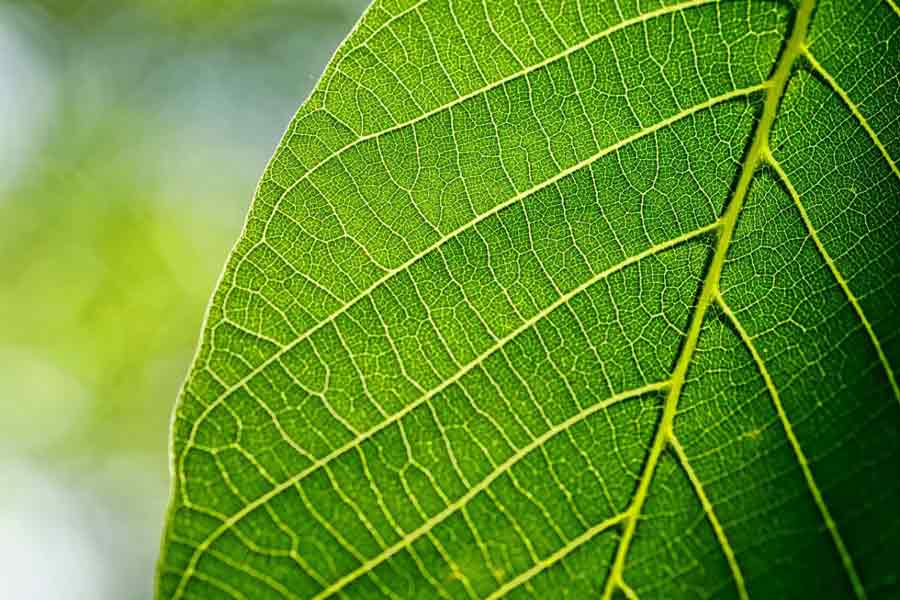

600,0,817,597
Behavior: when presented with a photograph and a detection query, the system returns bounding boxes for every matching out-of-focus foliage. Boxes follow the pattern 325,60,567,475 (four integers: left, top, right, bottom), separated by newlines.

0,1,364,598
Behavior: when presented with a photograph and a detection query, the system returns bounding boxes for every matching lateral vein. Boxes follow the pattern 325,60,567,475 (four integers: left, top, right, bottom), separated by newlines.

172,222,714,598
767,154,900,406
315,382,665,600
484,512,631,600
669,433,747,600
716,294,867,600
267,0,721,218
801,48,900,184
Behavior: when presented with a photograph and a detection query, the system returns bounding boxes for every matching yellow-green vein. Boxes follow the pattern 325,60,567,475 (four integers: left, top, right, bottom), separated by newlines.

600,0,817,596
172,221,715,598
314,381,669,600
766,153,900,406
716,293,866,600
669,433,747,600
801,48,900,183
484,512,631,600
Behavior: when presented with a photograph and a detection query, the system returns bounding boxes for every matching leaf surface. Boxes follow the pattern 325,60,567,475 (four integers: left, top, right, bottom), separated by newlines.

157,0,900,598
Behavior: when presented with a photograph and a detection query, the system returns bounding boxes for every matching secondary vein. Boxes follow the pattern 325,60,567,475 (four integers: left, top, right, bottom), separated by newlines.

766,153,900,407
173,223,714,599
801,48,900,184
716,294,866,600
669,433,747,600
314,381,668,600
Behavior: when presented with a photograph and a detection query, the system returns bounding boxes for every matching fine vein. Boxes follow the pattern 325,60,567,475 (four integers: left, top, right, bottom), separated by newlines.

315,382,667,600
182,84,761,470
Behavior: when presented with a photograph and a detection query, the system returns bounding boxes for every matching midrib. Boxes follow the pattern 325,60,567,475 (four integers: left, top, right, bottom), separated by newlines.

600,1,821,598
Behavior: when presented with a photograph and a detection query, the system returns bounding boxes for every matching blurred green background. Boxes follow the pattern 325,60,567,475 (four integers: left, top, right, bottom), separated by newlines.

0,1,365,597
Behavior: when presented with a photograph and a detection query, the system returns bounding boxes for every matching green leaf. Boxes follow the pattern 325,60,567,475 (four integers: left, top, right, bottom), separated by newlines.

157,0,900,597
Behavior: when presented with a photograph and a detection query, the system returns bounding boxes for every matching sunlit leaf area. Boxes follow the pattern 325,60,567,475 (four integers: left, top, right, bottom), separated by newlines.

0,2,365,597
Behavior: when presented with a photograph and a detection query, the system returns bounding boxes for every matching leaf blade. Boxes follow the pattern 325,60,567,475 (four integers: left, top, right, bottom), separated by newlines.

158,0,900,598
